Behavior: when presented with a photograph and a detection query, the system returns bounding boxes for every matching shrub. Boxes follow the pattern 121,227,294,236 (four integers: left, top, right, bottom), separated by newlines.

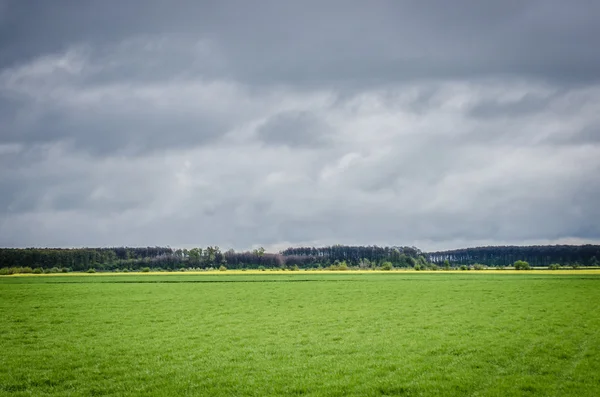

219,265,227,271
290,265,299,271
86,268,96,273
514,260,530,270
473,264,485,270
381,262,393,271
61,267,69,273
0,268,10,275
33,267,44,274
459,265,468,271
21,267,33,274
328,262,349,271
258,265,266,271
141,267,150,273
414,264,422,271
571,263,580,269
548,263,561,270
429,264,439,271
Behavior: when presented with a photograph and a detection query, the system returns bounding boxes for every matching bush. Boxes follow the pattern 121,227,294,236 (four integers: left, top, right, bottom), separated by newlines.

141,267,150,273
61,267,69,273
328,262,349,271
459,265,468,271
258,265,266,271
21,267,33,274
219,265,227,271
429,264,439,271
571,263,580,270
0,268,10,275
381,262,393,271
548,263,561,270
514,260,530,270
473,264,485,270
33,267,44,274
86,268,96,273
290,265,299,271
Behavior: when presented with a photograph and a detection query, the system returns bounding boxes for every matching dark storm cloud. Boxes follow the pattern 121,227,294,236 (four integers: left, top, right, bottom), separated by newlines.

1,0,600,249
2,1,600,85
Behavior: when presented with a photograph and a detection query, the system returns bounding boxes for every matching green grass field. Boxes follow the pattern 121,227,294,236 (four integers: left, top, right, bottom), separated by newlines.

1,273,599,396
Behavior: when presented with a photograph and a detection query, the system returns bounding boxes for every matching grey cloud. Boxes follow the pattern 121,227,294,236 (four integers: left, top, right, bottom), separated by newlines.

0,99,228,156
547,124,600,146
0,163,143,216
468,92,558,119
256,111,331,148
0,51,250,155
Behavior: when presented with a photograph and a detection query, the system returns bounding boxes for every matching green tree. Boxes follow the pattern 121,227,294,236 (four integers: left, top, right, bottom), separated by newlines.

548,263,561,270
513,260,530,270
188,248,202,266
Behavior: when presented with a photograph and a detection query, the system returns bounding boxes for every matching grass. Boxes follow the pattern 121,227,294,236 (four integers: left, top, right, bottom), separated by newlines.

0,273,599,396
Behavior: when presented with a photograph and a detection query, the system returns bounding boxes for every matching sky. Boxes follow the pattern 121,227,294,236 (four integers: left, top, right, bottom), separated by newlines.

1,0,599,252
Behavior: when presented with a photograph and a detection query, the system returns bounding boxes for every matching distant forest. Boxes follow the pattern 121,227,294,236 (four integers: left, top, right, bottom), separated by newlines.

1,244,599,272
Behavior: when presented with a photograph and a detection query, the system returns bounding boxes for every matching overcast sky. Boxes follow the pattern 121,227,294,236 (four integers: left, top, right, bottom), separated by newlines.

1,1,599,251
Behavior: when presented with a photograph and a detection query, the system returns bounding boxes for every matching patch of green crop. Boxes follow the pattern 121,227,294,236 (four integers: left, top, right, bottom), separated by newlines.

1,273,599,396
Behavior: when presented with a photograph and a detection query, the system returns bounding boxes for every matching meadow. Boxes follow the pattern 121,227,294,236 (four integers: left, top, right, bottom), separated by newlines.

1,272,599,396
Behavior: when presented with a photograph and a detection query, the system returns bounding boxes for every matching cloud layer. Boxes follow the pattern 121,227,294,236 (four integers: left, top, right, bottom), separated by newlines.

1,1,599,250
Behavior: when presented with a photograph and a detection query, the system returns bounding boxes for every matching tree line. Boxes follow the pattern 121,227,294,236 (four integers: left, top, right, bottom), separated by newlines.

1,244,599,273
0,245,427,272
427,245,600,267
